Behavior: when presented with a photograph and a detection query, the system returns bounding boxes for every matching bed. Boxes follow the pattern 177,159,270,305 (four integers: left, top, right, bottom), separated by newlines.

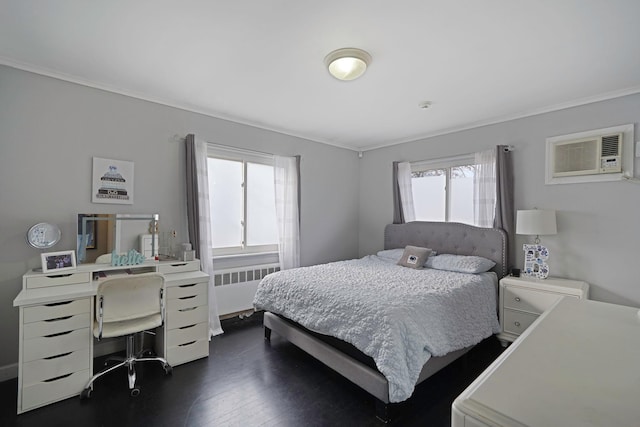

253,221,508,421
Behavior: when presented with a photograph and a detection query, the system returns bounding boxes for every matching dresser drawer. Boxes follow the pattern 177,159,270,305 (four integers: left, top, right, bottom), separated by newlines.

23,328,91,362
167,305,208,329
167,322,209,347
23,299,90,323
170,292,208,311
158,261,200,274
23,312,90,339
167,282,208,300
25,272,91,289
167,339,209,366
22,347,90,386
503,287,563,314
502,309,539,335
21,369,90,412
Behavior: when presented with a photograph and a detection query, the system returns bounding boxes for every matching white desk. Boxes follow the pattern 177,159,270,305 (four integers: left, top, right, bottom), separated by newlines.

13,260,210,414
452,297,640,426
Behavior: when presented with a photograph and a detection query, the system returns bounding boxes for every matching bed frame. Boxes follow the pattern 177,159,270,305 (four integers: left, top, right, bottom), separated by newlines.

263,221,508,422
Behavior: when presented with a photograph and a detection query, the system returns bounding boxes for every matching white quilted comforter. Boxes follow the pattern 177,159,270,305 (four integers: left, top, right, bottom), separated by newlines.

253,255,500,402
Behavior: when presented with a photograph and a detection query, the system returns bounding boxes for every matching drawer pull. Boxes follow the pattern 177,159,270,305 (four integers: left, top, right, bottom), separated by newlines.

514,321,521,327
178,341,197,347
44,352,73,360
44,301,73,307
44,315,73,323
45,273,73,279
43,372,73,383
514,297,521,302
178,324,197,330
170,263,188,267
179,283,197,288
179,295,196,300
179,307,197,312
44,330,73,338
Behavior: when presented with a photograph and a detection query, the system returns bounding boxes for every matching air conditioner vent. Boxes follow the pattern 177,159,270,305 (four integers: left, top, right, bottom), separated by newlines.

601,134,620,157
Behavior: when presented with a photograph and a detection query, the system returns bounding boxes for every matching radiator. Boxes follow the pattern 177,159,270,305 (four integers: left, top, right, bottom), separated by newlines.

214,263,280,316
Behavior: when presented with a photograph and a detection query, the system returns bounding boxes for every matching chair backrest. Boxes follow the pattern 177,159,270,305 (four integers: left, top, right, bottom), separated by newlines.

96,273,165,323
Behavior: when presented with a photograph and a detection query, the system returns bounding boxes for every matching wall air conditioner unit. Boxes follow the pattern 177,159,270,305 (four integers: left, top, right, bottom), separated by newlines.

545,124,633,185
550,133,622,178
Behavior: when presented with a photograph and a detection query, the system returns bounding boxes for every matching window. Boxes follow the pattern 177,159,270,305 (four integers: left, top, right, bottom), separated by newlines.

207,148,278,256
411,156,476,225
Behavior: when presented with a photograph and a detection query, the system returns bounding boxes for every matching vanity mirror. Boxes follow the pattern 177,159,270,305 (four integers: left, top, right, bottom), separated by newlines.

77,213,159,263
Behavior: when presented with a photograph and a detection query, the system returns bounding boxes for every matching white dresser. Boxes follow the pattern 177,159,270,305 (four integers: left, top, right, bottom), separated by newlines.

452,298,640,426
14,260,210,414
497,276,589,346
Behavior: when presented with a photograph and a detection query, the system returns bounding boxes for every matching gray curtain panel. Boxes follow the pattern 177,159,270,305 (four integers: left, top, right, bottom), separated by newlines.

493,145,515,269
185,134,201,259
392,161,404,224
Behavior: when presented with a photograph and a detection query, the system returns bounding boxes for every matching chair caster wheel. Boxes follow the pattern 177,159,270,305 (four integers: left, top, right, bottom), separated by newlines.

163,364,173,375
80,387,93,400
130,387,140,397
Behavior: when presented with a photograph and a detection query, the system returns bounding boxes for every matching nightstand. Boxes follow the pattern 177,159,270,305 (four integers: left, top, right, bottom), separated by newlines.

497,276,589,346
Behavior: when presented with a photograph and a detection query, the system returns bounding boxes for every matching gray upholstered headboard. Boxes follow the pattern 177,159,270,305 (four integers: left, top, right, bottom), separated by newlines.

384,221,508,278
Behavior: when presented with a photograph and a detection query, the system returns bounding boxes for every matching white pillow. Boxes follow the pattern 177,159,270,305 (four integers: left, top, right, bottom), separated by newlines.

425,254,495,274
376,249,405,262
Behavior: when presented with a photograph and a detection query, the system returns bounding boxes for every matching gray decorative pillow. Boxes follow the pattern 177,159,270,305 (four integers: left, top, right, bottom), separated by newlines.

397,245,432,269
425,254,495,274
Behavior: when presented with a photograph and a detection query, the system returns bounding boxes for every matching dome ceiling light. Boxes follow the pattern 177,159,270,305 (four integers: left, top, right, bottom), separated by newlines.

324,48,371,81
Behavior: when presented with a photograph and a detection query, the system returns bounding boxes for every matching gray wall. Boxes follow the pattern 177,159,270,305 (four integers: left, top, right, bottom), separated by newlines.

359,93,640,308
0,65,360,371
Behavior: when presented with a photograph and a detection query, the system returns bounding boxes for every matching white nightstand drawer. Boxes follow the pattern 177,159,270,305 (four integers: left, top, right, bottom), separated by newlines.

21,369,90,412
22,347,90,386
502,309,539,335
167,282,207,300
167,322,208,347
23,328,90,362
167,305,208,329
503,287,563,314
167,339,209,365
23,312,90,339
23,299,90,323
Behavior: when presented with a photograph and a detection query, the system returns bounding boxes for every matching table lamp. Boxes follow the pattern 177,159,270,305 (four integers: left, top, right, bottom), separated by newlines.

516,209,557,279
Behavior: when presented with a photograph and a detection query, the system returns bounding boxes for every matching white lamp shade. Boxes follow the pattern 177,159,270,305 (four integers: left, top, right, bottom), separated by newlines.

516,210,557,236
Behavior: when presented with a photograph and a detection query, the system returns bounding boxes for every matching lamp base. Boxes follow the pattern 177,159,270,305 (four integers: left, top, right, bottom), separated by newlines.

522,244,550,279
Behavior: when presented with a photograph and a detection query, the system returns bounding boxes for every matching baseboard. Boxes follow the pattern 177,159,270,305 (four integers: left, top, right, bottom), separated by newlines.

0,363,18,381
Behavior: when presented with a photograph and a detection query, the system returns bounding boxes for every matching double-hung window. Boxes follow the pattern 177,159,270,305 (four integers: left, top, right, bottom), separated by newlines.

410,155,476,224
207,146,278,256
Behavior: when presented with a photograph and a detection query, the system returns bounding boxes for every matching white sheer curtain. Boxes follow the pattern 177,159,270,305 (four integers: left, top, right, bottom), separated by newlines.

186,135,223,337
274,155,300,270
397,162,416,222
473,148,497,228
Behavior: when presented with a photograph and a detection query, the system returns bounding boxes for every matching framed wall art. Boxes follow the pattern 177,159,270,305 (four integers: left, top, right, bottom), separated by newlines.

92,157,134,204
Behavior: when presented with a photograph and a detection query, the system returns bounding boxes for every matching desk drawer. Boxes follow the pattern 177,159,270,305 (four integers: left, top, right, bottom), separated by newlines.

21,369,90,412
502,309,539,335
23,299,90,323
23,312,90,339
168,282,207,299
22,347,90,386
158,261,200,274
25,272,91,289
167,339,209,366
167,322,208,347
170,292,207,311
503,287,562,314
23,328,90,362
167,305,208,329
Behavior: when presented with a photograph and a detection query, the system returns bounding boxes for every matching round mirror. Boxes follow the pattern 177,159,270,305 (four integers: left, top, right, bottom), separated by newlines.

26,222,61,249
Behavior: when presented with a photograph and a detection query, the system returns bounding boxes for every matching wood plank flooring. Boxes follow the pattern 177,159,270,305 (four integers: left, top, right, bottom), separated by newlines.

0,312,503,426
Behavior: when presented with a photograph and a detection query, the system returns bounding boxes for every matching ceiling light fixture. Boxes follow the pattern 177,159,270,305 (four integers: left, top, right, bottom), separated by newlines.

324,48,371,81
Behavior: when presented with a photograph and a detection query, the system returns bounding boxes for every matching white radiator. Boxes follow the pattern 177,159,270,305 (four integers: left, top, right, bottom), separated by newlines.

214,263,280,316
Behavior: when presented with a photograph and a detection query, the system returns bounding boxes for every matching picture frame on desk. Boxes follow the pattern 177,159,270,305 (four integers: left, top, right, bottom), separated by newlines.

41,250,77,273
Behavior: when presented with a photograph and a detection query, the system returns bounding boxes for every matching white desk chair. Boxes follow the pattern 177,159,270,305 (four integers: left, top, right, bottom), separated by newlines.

80,273,172,398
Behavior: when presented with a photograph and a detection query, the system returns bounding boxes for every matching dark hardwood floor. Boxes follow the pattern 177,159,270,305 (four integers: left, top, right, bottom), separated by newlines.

0,313,503,427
